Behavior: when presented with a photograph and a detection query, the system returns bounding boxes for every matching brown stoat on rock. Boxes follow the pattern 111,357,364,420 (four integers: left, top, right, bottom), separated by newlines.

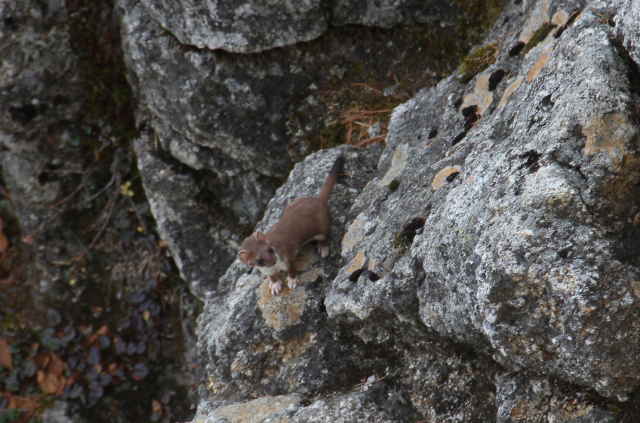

238,156,344,295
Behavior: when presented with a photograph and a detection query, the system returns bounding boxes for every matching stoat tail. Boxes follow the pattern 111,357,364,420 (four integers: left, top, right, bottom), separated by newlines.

318,155,344,203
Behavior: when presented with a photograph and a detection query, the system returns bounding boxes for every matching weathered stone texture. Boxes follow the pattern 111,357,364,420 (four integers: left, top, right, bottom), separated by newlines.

330,0,458,28
192,0,640,420
326,0,640,401
4,0,640,421
139,0,327,53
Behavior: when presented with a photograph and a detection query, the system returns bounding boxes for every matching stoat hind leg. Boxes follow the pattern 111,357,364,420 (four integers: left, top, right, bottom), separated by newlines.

317,241,329,258
313,233,330,258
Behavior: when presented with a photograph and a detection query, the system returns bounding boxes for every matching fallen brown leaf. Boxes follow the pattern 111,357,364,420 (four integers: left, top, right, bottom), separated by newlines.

152,399,163,417
0,218,8,253
33,351,67,395
85,324,110,347
0,338,13,369
5,391,39,421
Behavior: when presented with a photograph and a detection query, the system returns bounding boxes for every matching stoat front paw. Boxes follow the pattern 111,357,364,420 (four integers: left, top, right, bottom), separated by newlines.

269,279,283,295
287,276,298,291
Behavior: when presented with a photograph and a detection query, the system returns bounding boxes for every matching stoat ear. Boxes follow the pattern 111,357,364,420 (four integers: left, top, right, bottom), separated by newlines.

255,231,267,243
238,250,250,264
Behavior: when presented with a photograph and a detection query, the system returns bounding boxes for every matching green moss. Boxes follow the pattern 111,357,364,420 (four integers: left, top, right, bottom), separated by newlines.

388,179,400,192
455,0,509,46
523,23,553,55
0,409,23,423
458,44,499,83
391,233,410,250
453,0,508,83
391,217,426,250
317,123,347,149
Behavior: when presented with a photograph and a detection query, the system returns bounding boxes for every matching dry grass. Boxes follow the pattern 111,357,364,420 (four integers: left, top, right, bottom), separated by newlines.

340,108,392,146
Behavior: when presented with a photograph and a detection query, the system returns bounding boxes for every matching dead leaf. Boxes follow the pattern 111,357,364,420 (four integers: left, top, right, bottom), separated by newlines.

33,351,67,395
152,399,163,417
21,233,35,245
107,362,118,374
5,391,39,421
0,338,13,369
0,218,8,253
85,325,109,347
37,369,65,395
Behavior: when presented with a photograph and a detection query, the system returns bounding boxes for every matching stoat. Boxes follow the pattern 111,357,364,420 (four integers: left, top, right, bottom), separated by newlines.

238,156,344,295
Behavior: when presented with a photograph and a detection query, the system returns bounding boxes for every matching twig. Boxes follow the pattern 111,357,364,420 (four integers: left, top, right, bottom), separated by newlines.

355,134,387,146
23,149,124,243
88,173,121,249
49,166,103,210
351,83,383,94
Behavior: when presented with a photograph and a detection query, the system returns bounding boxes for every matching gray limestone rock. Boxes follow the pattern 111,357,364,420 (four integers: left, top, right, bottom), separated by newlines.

193,385,419,423
191,394,304,423
194,146,503,422
116,0,466,298
614,0,640,67
0,0,88,294
331,0,458,28
139,0,327,53
132,0,460,53
288,381,420,422
118,0,295,185
190,0,640,420
133,131,240,296
6,0,640,420
195,146,383,404
327,0,640,400
495,372,618,423
0,1,83,137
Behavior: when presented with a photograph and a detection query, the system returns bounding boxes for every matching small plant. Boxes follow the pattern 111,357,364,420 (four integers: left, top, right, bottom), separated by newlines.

0,409,23,423
458,43,499,83
523,23,553,55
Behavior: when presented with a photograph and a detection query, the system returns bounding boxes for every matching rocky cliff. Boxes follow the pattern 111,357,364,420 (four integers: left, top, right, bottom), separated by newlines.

2,0,640,422
188,0,640,421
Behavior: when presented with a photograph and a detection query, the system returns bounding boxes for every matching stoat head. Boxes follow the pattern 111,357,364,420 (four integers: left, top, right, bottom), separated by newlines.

238,231,277,268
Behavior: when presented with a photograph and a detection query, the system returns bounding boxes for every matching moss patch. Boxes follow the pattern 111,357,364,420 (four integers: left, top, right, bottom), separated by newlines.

388,179,401,192
455,0,509,46
523,23,553,55
392,217,426,250
458,44,499,83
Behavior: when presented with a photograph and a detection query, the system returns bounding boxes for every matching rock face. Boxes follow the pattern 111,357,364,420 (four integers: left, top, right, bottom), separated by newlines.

0,0,90,293
189,0,640,421
330,0,458,28
135,0,458,53
3,0,640,421
615,0,640,66
139,0,327,53
116,0,465,296
330,0,640,400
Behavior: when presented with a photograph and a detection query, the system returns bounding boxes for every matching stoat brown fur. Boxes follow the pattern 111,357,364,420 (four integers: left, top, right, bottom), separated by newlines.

238,156,344,295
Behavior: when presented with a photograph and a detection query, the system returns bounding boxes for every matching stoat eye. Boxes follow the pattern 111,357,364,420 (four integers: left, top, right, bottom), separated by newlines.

267,247,274,254
256,259,264,265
